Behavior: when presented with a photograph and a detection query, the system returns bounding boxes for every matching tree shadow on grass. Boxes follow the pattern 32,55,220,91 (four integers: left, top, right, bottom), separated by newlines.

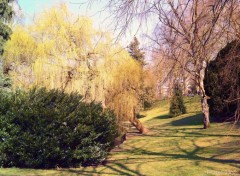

122,140,240,166
63,162,144,176
63,131,240,175
106,163,144,176
171,113,203,126
137,114,146,119
147,127,240,138
65,167,104,176
103,141,240,175
153,114,171,120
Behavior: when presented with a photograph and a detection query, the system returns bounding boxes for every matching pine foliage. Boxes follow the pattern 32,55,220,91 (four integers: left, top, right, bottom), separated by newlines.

0,0,14,54
128,37,145,66
169,86,186,117
128,37,153,110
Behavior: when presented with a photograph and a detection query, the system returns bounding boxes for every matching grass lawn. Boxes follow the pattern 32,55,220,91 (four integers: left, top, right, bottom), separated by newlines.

0,96,239,176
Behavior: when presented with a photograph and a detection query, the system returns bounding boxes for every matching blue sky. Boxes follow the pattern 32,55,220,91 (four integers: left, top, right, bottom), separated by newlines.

18,0,107,23
17,0,153,47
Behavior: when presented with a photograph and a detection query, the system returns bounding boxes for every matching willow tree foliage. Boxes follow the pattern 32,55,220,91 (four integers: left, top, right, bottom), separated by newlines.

128,37,152,110
3,4,146,133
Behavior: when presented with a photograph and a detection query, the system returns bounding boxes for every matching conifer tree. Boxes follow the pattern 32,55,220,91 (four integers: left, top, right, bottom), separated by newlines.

128,37,146,109
169,85,186,117
0,0,14,55
128,37,145,66
204,40,240,122
128,37,155,110
0,0,14,90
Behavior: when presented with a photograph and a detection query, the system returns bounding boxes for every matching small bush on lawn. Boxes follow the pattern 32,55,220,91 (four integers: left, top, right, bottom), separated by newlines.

169,86,186,117
0,87,118,168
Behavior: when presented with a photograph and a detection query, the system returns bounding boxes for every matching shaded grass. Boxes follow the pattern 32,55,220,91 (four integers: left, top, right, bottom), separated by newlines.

0,96,239,176
171,113,203,126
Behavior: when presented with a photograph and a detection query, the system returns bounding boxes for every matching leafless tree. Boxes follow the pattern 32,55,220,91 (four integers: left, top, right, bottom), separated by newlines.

89,0,235,129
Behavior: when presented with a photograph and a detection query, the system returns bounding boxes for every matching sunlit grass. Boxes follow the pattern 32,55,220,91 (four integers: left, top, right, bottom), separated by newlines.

0,96,239,176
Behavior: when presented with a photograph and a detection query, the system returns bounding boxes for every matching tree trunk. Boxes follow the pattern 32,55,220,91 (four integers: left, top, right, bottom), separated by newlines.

182,69,189,95
199,63,210,129
183,78,188,95
196,84,200,95
130,108,149,134
129,118,149,134
201,95,210,129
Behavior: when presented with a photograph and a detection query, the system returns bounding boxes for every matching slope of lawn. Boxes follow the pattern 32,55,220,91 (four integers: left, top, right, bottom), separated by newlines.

0,96,239,176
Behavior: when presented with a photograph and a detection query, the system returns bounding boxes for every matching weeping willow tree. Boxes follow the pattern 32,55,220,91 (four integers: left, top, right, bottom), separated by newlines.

104,49,148,133
3,4,147,133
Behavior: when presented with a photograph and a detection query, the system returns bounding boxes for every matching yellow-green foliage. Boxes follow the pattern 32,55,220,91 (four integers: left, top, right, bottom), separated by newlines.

3,4,141,123
106,52,142,121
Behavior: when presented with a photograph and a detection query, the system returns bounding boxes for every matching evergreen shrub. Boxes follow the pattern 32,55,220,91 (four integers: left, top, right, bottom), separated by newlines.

204,40,240,122
169,86,186,117
0,88,118,168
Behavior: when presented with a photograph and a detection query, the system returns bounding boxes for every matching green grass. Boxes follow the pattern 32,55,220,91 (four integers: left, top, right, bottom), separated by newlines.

0,96,239,176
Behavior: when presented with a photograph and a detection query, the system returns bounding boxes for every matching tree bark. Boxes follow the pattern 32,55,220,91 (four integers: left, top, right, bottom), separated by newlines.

201,95,210,129
199,63,210,129
129,108,149,134
182,68,189,95
129,118,149,134
183,77,188,95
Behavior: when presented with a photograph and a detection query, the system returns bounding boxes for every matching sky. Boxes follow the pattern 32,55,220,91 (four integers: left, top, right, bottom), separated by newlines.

17,0,153,47
18,0,109,27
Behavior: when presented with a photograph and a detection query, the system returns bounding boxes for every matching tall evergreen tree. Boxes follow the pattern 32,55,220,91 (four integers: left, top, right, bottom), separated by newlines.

0,0,14,55
128,37,145,66
128,37,155,110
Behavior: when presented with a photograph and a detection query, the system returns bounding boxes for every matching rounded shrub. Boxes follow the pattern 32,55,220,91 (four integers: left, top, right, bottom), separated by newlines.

169,86,186,117
0,88,118,168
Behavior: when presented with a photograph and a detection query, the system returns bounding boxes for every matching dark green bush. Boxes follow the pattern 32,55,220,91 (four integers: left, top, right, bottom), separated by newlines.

204,40,240,122
169,86,186,117
143,101,152,109
0,70,11,91
0,88,118,168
